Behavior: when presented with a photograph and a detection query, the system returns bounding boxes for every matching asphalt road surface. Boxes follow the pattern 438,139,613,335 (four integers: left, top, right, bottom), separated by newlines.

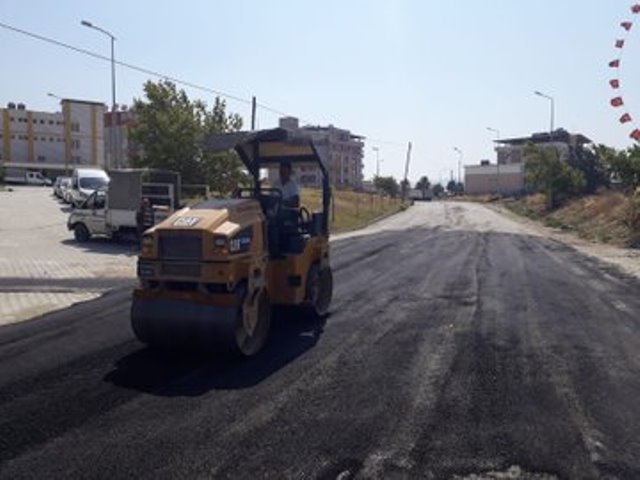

1,202,639,479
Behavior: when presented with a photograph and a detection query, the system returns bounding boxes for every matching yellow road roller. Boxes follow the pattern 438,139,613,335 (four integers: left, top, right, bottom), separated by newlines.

130,128,333,356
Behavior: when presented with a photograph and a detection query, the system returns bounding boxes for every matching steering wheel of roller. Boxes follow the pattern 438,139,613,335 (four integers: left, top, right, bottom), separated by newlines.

298,206,312,226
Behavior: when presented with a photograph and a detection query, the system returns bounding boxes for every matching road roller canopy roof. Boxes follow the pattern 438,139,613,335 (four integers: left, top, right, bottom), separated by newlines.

202,128,329,178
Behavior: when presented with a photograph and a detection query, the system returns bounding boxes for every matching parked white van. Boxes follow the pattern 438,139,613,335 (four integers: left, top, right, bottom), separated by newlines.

70,168,109,207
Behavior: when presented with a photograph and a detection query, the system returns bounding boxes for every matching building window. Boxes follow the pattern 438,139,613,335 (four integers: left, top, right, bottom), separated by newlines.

50,137,55,142
72,139,81,149
40,119,45,124
71,122,80,132
37,155,46,162
48,120,54,125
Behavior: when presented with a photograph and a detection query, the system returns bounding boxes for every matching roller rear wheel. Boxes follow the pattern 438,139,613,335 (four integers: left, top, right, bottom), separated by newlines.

306,264,333,317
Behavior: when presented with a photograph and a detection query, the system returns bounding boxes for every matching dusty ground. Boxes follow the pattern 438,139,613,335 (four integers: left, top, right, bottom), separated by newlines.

1,202,638,479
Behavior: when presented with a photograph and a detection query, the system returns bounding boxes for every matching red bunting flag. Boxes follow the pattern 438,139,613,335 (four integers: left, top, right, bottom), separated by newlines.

609,59,621,68
620,113,633,123
610,79,621,89
616,39,625,48
630,129,640,141
632,4,640,14
621,21,633,30
611,97,624,107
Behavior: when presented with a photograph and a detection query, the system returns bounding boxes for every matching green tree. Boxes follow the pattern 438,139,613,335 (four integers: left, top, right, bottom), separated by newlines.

374,175,400,197
524,144,586,209
416,176,430,192
130,80,246,193
432,183,445,196
446,179,457,193
571,144,611,193
608,145,640,191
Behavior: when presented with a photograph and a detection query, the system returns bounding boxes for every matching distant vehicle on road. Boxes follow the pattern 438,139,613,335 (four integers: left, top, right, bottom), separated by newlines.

69,168,109,207
4,168,52,186
53,176,72,199
67,169,180,242
409,188,434,202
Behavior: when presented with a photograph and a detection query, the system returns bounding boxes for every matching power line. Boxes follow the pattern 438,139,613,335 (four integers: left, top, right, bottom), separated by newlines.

0,21,407,148
0,21,251,105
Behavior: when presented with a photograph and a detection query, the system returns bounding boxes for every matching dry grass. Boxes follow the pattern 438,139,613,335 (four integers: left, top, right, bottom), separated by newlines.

301,188,404,233
507,190,637,246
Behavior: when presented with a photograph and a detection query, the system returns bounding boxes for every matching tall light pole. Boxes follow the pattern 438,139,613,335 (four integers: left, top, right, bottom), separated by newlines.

453,147,463,185
487,127,501,196
534,90,555,135
81,19,117,169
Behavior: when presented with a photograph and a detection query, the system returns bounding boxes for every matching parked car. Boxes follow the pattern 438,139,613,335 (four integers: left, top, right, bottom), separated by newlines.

69,168,110,207
53,176,72,199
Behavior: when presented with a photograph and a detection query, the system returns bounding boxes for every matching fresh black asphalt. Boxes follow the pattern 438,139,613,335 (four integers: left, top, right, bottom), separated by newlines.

1,204,639,479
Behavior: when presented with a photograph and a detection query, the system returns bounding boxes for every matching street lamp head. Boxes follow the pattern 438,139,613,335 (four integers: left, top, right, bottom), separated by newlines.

81,20,93,27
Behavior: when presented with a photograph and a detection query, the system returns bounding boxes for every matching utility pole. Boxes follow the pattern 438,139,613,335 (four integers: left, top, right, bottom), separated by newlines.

487,127,501,196
251,96,257,130
372,146,381,177
402,141,412,202
453,147,463,185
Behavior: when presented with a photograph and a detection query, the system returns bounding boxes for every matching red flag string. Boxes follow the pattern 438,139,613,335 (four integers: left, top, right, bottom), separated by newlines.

620,113,633,123
611,97,625,107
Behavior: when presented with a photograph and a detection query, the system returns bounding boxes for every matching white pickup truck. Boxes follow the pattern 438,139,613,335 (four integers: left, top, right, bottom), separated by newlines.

4,168,52,186
67,169,181,242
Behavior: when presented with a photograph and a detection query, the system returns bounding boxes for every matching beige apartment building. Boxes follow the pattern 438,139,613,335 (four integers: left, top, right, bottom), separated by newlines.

0,99,106,176
273,117,364,189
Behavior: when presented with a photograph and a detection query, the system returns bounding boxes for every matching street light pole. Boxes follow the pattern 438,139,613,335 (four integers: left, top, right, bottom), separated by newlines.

487,127,501,196
81,19,117,169
534,90,555,135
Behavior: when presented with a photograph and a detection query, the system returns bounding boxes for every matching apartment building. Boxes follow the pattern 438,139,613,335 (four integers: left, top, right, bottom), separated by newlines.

0,99,106,175
465,129,592,196
273,117,365,189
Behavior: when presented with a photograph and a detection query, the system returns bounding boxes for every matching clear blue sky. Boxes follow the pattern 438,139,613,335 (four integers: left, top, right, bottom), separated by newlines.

1,0,638,184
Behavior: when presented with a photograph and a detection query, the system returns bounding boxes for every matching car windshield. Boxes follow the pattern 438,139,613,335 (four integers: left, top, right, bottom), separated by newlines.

79,177,108,190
